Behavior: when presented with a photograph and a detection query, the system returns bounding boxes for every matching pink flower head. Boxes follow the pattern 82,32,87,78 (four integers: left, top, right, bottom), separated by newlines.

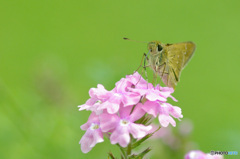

78,72,181,153
185,150,224,159
79,112,104,153
100,105,152,147
185,150,207,159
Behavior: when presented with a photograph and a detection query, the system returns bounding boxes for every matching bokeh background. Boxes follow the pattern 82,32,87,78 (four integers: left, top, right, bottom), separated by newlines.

0,0,239,159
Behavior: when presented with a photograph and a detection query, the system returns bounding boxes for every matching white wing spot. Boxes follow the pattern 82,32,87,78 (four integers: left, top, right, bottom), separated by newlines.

177,55,180,58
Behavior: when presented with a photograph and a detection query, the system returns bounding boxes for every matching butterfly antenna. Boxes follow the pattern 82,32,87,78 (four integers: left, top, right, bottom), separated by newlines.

123,37,148,43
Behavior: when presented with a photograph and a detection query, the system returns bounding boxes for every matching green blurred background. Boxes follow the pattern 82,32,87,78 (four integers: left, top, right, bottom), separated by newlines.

0,0,239,158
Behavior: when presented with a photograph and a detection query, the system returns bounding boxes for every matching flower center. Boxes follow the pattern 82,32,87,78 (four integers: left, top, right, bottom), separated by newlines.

160,102,167,107
131,84,135,88
90,123,99,130
95,100,102,104
120,119,129,126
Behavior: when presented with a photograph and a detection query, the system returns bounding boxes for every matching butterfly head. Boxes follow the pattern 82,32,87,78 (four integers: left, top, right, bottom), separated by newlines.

148,41,163,55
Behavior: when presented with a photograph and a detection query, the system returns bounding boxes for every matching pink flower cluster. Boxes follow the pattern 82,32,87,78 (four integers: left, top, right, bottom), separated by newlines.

78,72,182,153
185,150,224,159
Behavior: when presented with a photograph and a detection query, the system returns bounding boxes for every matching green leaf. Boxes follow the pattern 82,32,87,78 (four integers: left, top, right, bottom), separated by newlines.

108,152,116,159
134,147,152,158
128,154,137,159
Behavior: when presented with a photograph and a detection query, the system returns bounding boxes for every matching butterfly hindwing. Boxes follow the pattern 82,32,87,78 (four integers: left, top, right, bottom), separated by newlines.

165,42,196,88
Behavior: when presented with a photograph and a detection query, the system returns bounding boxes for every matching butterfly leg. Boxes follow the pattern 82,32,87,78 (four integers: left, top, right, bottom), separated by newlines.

143,53,150,84
135,53,150,86
136,64,150,85
134,53,148,72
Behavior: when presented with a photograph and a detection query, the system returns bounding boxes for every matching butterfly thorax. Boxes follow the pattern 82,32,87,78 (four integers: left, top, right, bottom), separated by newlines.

147,41,168,72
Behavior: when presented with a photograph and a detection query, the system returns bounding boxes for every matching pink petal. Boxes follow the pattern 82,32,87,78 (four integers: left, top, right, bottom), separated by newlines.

122,92,141,106
78,98,99,111
130,73,148,87
129,105,146,122
170,106,183,118
110,125,130,147
128,87,147,96
78,104,91,111
80,122,90,130
159,86,174,93
79,128,104,153
184,150,207,159
79,102,103,113
108,93,122,104
146,91,167,102
99,113,119,132
90,129,104,147
158,114,176,127
169,95,178,102
80,112,100,130
107,102,120,114
89,84,111,100
85,98,97,106
115,78,130,93
159,91,172,98
129,123,152,138
98,100,120,114
119,106,133,118
140,101,160,117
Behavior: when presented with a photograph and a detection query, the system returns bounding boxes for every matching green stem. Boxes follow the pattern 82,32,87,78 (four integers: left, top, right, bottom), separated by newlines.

126,138,132,157
117,144,127,158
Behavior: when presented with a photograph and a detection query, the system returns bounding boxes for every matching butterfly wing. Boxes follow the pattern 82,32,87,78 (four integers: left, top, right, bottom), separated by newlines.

164,42,196,89
158,63,178,89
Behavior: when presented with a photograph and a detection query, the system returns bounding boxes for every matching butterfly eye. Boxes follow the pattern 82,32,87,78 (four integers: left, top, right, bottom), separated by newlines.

158,44,163,51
